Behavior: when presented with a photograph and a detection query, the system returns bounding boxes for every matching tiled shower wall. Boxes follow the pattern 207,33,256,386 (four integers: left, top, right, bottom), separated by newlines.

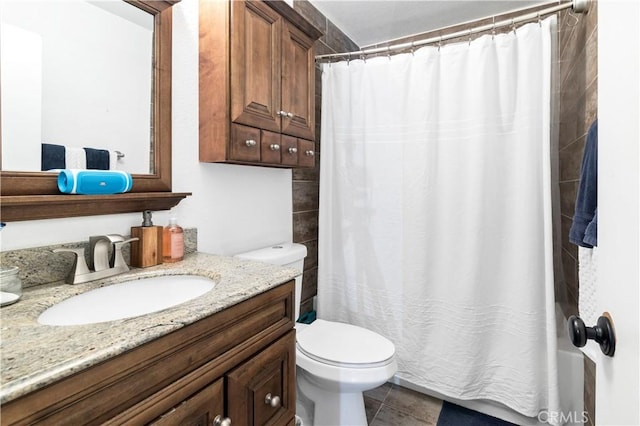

292,1,359,317
557,3,598,426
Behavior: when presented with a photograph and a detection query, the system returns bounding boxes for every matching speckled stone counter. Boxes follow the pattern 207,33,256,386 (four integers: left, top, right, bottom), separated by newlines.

0,252,298,404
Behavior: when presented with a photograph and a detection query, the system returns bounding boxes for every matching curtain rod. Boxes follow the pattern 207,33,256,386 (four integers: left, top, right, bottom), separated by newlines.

315,0,589,62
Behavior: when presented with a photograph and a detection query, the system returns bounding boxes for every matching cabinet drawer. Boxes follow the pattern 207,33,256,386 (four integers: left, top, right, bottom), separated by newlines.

262,130,282,165
297,140,315,168
231,123,261,162
149,378,224,426
280,135,298,166
227,331,296,426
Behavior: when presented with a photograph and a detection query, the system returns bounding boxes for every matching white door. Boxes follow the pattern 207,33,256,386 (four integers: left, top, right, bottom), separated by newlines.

597,1,640,424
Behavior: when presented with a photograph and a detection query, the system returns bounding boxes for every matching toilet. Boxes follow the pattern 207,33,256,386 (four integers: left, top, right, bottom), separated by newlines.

235,243,397,426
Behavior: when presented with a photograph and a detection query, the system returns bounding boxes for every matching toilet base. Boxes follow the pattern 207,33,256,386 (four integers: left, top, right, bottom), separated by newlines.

297,367,369,426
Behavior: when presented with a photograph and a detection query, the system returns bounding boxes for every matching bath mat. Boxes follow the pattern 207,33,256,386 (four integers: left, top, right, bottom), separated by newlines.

437,401,517,426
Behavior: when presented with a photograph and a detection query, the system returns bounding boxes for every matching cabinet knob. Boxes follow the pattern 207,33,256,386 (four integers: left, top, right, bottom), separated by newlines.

264,393,281,408
270,144,280,151
213,415,232,426
305,150,315,157
245,139,257,147
278,110,294,119
288,147,298,154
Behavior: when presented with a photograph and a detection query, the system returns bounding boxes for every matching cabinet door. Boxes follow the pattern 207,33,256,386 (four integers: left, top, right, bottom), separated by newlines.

227,331,296,426
281,21,315,140
297,139,316,168
149,378,225,426
231,0,282,133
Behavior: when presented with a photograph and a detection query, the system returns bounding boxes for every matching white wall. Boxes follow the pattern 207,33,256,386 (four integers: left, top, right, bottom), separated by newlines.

0,0,293,256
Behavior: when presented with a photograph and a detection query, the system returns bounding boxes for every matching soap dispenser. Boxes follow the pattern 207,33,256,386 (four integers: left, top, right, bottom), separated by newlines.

163,213,184,263
130,210,164,267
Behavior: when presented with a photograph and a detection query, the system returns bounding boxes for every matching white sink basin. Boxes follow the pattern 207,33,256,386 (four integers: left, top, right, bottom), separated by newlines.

38,275,215,326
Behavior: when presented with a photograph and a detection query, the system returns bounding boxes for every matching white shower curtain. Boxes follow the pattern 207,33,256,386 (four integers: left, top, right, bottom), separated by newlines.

318,17,560,420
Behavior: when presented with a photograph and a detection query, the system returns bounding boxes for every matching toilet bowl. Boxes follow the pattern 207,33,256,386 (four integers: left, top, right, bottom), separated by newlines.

235,243,397,426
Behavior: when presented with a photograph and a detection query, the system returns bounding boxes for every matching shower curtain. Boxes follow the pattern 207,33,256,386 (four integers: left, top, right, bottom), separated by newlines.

318,17,560,420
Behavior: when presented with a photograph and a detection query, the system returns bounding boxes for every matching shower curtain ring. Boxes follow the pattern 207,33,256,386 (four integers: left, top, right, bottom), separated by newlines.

347,52,351,66
387,46,392,60
438,36,443,52
410,41,416,55
468,29,472,45
511,19,517,34
492,17,496,39
538,12,542,26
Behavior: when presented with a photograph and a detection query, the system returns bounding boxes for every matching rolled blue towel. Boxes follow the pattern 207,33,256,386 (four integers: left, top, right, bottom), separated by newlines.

57,169,133,195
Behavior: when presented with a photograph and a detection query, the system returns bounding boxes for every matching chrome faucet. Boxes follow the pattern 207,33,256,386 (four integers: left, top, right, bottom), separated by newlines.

54,234,138,284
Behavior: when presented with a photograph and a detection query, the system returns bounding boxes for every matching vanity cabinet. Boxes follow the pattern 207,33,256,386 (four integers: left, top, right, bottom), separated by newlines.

1,281,296,426
199,0,322,168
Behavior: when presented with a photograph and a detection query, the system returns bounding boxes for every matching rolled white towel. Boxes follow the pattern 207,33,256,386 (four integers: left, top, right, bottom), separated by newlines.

65,146,87,169
109,150,119,170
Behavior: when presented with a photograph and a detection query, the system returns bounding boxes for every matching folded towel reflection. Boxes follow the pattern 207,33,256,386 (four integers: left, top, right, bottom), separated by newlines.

84,147,110,170
57,169,133,195
42,143,121,171
41,143,66,170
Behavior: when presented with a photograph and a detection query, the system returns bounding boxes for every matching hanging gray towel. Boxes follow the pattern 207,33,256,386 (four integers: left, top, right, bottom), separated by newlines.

569,120,598,247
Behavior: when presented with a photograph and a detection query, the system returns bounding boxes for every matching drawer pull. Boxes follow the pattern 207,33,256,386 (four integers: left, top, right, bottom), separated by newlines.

286,112,294,118
265,393,281,408
288,147,298,154
245,139,257,147
213,415,232,426
305,150,315,157
270,144,281,151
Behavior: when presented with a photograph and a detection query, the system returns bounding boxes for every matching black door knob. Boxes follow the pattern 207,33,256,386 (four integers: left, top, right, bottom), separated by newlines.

567,314,616,357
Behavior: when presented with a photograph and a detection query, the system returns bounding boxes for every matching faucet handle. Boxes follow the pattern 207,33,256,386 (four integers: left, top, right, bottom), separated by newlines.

53,248,91,284
111,237,139,270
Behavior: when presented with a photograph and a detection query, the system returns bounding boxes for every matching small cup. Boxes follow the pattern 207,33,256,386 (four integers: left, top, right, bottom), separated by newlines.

1,266,22,306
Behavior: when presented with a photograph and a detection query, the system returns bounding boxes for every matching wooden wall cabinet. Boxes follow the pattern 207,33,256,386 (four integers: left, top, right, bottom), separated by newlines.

2,281,296,426
199,0,322,168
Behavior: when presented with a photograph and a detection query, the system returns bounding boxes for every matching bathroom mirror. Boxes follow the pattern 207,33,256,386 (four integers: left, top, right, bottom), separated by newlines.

0,0,187,222
1,1,154,174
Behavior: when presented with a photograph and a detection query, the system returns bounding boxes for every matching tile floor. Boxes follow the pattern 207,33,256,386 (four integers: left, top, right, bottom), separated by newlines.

364,383,444,426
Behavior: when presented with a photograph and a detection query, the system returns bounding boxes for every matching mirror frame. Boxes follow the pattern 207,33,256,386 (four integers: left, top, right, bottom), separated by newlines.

0,0,189,222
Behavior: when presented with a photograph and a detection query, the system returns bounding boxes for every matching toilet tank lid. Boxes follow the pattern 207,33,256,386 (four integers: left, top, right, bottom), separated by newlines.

234,243,307,266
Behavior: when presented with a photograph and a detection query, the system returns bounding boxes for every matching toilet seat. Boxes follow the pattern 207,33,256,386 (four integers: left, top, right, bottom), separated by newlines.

296,319,395,368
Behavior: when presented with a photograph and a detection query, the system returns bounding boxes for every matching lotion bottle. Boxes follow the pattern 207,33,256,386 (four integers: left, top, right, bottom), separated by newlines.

130,210,163,267
163,213,184,263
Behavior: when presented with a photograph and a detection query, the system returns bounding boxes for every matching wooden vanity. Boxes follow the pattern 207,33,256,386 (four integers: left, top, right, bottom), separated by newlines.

0,254,298,426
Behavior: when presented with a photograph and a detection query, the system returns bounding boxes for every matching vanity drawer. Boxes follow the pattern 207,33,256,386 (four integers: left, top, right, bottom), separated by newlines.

148,378,224,426
1,281,295,426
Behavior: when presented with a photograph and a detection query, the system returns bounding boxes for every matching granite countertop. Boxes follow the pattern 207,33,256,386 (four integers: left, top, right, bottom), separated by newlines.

0,252,298,404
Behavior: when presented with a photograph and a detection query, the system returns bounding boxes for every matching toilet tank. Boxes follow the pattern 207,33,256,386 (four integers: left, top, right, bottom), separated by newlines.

234,243,307,320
